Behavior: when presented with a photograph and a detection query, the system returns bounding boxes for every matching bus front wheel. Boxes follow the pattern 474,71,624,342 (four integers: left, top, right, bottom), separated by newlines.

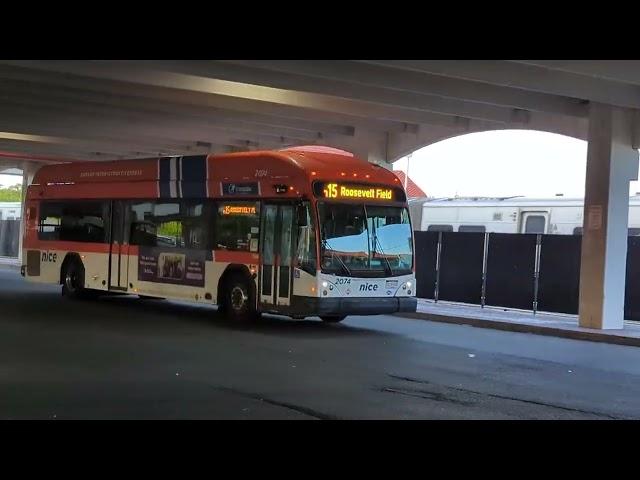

320,315,346,323
223,272,257,322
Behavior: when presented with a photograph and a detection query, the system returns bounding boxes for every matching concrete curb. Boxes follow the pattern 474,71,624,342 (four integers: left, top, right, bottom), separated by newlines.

397,311,640,348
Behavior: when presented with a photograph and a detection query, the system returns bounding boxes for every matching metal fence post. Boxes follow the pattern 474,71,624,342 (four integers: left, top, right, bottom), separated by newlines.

481,232,489,308
434,231,442,302
533,234,542,315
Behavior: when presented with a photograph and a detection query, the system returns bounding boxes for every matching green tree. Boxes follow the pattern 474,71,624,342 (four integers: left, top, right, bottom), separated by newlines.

0,184,22,202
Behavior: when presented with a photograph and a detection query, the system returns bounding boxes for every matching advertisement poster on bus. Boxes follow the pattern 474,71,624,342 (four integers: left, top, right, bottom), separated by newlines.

138,247,206,287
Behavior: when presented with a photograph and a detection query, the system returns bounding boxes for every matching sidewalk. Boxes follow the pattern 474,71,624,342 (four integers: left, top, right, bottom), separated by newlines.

398,298,640,347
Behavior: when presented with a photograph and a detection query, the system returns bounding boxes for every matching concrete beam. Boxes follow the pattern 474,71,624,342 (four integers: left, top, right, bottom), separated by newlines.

363,60,640,111
0,78,357,138
0,95,336,145
221,60,588,118
0,106,307,151
0,61,505,128
0,63,409,134
145,60,528,124
513,61,640,87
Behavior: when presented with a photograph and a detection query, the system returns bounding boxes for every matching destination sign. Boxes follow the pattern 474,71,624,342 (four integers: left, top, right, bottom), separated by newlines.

220,204,257,216
313,181,405,202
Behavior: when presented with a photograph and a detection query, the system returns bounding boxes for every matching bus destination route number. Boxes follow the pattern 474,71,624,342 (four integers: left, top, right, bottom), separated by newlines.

322,183,393,200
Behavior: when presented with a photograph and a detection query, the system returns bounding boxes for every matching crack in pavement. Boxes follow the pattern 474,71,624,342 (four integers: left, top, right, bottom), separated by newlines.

387,374,631,420
379,387,475,406
210,386,340,420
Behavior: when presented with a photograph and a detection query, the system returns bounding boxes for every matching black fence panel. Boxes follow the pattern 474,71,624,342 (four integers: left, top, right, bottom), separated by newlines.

0,220,20,257
438,232,485,304
624,237,640,320
485,233,537,310
414,231,438,299
537,234,582,314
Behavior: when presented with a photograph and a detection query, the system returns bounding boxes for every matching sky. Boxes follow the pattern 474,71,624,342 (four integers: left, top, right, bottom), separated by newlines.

392,129,640,199
0,174,21,188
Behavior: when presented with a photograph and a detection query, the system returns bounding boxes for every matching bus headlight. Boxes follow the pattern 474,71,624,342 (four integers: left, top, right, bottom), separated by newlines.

322,281,328,288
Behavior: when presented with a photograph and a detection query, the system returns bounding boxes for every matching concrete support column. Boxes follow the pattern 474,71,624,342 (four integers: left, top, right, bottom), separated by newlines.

18,161,36,264
340,130,390,167
578,103,639,329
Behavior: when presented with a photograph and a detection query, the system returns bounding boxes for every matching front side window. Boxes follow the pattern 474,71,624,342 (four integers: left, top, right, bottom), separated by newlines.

295,202,317,275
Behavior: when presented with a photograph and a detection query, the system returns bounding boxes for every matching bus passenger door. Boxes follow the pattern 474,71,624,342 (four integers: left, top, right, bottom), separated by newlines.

260,204,295,308
109,201,129,291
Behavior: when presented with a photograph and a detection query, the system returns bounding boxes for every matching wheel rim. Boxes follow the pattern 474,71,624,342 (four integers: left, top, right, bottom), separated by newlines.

65,269,77,292
230,286,247,312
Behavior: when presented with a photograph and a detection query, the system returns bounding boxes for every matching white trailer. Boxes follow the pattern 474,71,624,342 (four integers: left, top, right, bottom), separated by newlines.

0,202,21,221
416,196,640,235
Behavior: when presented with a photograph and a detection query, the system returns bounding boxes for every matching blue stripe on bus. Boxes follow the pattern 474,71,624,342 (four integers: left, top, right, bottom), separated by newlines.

158,155,207,199
159,157,172,198
181,182,207,198
159,157,171,181
181,155,207,182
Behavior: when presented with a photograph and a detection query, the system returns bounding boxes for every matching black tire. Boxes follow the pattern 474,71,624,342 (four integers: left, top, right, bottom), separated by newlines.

320,315,347,323
62,258,95,300
222,272,257,322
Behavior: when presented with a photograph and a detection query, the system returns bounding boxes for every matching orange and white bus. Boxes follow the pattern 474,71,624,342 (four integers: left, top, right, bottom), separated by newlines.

20,146,416,322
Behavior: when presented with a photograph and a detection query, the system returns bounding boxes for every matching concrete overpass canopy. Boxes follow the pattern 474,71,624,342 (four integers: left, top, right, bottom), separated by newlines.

1,60,640,331
0,60,621,167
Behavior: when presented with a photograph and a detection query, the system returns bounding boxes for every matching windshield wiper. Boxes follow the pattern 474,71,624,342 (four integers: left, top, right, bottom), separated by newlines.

321,237,352,276
371,226,395,277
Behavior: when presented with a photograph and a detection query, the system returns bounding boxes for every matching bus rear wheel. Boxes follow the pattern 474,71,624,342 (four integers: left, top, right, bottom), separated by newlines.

320,315,347,323
62,259,95,300
223,272,257,322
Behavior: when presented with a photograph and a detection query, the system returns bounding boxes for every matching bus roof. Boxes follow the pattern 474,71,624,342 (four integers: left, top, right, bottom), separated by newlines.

28,147,405,201
31,148,399,185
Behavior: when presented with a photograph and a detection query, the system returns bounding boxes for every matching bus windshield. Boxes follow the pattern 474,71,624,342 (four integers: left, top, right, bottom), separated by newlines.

317,202,413,277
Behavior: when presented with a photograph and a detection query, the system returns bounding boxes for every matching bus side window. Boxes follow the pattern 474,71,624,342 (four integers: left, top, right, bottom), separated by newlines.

129,201,207,249
212,201,260,251
130,221,157,246
38,201,107,243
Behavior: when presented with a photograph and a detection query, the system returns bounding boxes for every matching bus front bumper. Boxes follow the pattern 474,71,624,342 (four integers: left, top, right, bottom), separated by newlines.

294,296,417,316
